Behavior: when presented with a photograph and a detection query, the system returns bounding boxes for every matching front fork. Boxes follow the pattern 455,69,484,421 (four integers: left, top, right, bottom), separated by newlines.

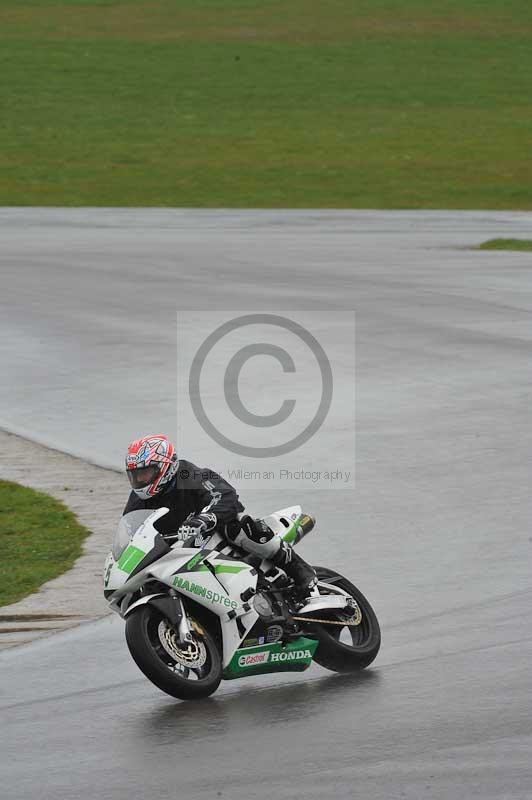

147,590,194,644
173,591,194,643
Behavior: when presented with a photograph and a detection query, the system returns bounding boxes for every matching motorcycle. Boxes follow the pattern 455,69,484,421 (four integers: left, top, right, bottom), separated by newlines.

103,505,381,700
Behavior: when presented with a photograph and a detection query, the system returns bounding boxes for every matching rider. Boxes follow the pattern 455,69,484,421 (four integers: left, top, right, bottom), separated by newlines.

123,434,317,594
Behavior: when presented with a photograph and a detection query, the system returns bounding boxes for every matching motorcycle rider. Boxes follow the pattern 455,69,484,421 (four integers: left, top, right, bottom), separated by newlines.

123,434,317,594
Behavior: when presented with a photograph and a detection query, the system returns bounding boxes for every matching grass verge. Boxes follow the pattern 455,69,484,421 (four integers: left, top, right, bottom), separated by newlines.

477,239,532,251
0,480,89,608
1,0,532,208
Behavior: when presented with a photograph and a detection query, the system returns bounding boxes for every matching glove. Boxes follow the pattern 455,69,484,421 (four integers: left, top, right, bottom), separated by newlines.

176,512,217,546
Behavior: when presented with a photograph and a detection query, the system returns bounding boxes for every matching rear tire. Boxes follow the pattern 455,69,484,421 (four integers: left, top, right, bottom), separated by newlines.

125,604,222,700
310,566,381,672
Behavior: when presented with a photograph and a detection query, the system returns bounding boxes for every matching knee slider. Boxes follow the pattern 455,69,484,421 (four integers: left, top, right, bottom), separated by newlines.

241,516,275,544
235,516,281,559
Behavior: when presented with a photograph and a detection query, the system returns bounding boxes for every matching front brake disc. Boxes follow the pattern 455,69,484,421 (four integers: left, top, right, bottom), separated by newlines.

157,620,207,668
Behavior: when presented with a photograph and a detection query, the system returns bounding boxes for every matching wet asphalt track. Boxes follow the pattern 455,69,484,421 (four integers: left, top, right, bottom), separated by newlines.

1,210,531,799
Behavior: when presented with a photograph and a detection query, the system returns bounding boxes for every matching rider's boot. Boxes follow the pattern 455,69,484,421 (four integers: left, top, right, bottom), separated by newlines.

271,541,318,596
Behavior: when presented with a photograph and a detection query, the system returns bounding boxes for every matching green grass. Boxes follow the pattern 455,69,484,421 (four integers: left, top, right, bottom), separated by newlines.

0,480,89,608
1,0,532,207
477,239,532,251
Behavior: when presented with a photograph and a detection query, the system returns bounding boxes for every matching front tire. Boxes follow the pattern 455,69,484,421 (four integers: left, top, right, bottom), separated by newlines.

125,604,222,700
310,567,381,672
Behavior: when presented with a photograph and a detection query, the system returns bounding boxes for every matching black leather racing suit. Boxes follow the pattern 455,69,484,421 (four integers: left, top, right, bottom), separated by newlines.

123,459,244,539
123,458,318,590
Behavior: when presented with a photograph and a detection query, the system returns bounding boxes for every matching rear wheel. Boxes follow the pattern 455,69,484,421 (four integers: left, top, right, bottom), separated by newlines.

310,566,381,672
125,604,222,700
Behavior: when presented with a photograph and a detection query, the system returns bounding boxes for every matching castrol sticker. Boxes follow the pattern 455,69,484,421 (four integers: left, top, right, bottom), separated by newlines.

238,651,270,668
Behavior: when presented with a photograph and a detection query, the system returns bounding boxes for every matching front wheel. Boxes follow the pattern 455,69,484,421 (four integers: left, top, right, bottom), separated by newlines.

310,566,381,672
125,604,222,700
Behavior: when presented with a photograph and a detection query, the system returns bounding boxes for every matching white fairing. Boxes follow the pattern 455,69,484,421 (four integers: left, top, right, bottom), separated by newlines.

104,504,320,668
263,505,303,540
104,508,259,667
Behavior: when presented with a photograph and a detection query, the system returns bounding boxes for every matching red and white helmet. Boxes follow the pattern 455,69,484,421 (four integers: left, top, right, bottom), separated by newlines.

125,434,179,499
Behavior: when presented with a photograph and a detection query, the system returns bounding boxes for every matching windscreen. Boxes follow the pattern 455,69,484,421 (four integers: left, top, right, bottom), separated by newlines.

112,509,154,560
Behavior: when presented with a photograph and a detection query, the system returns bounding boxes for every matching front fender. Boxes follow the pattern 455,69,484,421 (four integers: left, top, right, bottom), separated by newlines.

123,592,185,629
123,593,166,618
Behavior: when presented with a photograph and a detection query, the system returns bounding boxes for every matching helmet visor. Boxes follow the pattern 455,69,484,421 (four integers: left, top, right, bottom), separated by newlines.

127,464,161,490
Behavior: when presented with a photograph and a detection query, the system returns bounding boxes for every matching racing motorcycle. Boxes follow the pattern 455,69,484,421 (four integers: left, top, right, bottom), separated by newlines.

103,506,381,700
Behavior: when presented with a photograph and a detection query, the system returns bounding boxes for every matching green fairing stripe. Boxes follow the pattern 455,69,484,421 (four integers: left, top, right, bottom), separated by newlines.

185,553,248,575
282,517,301,544
213,564,248,574
116,545,146,574
186,552,204,571
191,564,248,575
